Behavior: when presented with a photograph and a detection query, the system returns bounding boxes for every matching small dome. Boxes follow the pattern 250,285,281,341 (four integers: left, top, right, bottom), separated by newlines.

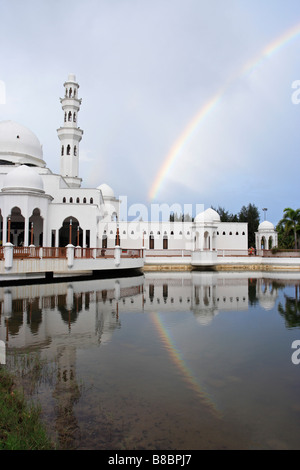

2,165,44,193
97,183,115,199
258,220,274,231
0,120,45,167
195,208,220,223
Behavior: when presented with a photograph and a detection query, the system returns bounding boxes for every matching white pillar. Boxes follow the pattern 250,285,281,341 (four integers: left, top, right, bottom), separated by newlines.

67,244,75,268
4,242,13,270
114,246,121,266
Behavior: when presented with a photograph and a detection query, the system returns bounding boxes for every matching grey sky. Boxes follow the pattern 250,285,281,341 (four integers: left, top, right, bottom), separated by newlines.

1,0,300,223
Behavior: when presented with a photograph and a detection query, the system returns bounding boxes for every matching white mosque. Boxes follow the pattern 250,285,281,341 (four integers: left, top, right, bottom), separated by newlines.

0,74,277,276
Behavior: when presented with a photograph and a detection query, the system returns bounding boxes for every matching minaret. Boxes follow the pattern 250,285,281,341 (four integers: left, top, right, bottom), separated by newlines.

57,74,83,188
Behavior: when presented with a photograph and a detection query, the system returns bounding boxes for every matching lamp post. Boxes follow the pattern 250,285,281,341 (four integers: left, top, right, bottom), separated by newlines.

262,208,268,221
30,222,34,246
7,215,11,243
69,218,72,245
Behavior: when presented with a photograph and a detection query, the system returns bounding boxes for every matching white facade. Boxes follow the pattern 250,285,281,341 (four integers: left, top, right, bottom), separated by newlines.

0,74,251,257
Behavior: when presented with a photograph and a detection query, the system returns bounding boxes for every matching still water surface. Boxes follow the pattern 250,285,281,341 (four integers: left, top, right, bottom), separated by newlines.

1,271,300,450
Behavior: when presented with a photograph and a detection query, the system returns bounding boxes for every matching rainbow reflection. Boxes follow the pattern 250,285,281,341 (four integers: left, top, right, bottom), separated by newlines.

151,312,222,418
149,20,300,200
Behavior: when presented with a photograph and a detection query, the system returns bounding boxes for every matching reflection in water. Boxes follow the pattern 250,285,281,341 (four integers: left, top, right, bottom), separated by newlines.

278,285,300,329
151,312,221,419
1,272,300,449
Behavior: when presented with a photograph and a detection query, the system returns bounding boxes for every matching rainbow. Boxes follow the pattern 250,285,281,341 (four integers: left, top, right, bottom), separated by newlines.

148,20,300,200
151,312,221,418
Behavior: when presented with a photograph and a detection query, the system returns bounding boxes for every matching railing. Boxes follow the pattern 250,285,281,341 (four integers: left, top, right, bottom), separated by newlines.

145,249,192,257
13,247,40,258
0,246,145,261
121,249,143,258
217,249,250,257
74,247,94,259
95,248,115,258
42,247,67,258
258,249,300,258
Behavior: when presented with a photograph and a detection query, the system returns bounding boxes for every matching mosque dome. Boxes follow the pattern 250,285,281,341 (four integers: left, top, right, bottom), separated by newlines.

195,208,221,223
0,120,46,167
2,165,44,193
97,183,115,199
258,220,275,231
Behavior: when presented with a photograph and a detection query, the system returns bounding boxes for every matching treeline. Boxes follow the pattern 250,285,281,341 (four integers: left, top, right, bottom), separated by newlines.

276,208,300,249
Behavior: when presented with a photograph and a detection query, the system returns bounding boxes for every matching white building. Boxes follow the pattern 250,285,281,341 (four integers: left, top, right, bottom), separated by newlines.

0,74,252,264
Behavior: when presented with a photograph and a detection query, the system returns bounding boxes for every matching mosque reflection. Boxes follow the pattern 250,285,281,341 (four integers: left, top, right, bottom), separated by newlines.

0,271,299,448
1,271,298,344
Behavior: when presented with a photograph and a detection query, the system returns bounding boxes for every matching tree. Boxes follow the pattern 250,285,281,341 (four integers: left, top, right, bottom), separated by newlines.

277,207,300,249
212,206,238,222
238,203,260,248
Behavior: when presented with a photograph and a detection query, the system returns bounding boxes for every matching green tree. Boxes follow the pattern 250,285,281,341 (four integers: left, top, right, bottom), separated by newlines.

277,207,300,249
238,203,260,248
211,206,238,222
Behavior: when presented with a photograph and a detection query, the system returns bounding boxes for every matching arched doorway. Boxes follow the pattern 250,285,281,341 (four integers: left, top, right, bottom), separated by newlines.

149,232,154,250
59,217,83,247
163,234,168,250
204,231,210,250
102,233,108,248
29,208,44,246
8,207,25,246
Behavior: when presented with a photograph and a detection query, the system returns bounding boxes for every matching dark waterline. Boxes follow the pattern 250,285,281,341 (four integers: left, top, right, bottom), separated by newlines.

1,271,300,450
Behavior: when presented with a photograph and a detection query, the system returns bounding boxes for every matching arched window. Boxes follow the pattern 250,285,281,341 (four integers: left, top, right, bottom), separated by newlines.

229,232,232,235
242,231,245,235
63,197,66,203
223,231,226,235
67,145,71,155
68,111,72,121
123,230,126,235
61,145,64,156
73,112,76,122
64,112,67,122
76,197,80,203
236,232,239,235
90,198,93,204
83,197,86,203
69,197,73,203
149,233,154,250
69,88,72,98
163,235,168,250
74,146,77,156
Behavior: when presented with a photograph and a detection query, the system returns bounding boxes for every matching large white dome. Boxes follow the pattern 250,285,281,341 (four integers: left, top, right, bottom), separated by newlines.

195,208,221,223
0,120,46,167
258,220,274,231
2,165,44,193
97,183,115,199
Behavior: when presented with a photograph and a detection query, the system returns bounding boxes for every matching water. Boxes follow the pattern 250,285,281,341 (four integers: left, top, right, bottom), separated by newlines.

1,271,300,450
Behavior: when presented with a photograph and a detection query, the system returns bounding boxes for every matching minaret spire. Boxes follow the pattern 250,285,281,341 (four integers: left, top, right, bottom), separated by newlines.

57,74,83,188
